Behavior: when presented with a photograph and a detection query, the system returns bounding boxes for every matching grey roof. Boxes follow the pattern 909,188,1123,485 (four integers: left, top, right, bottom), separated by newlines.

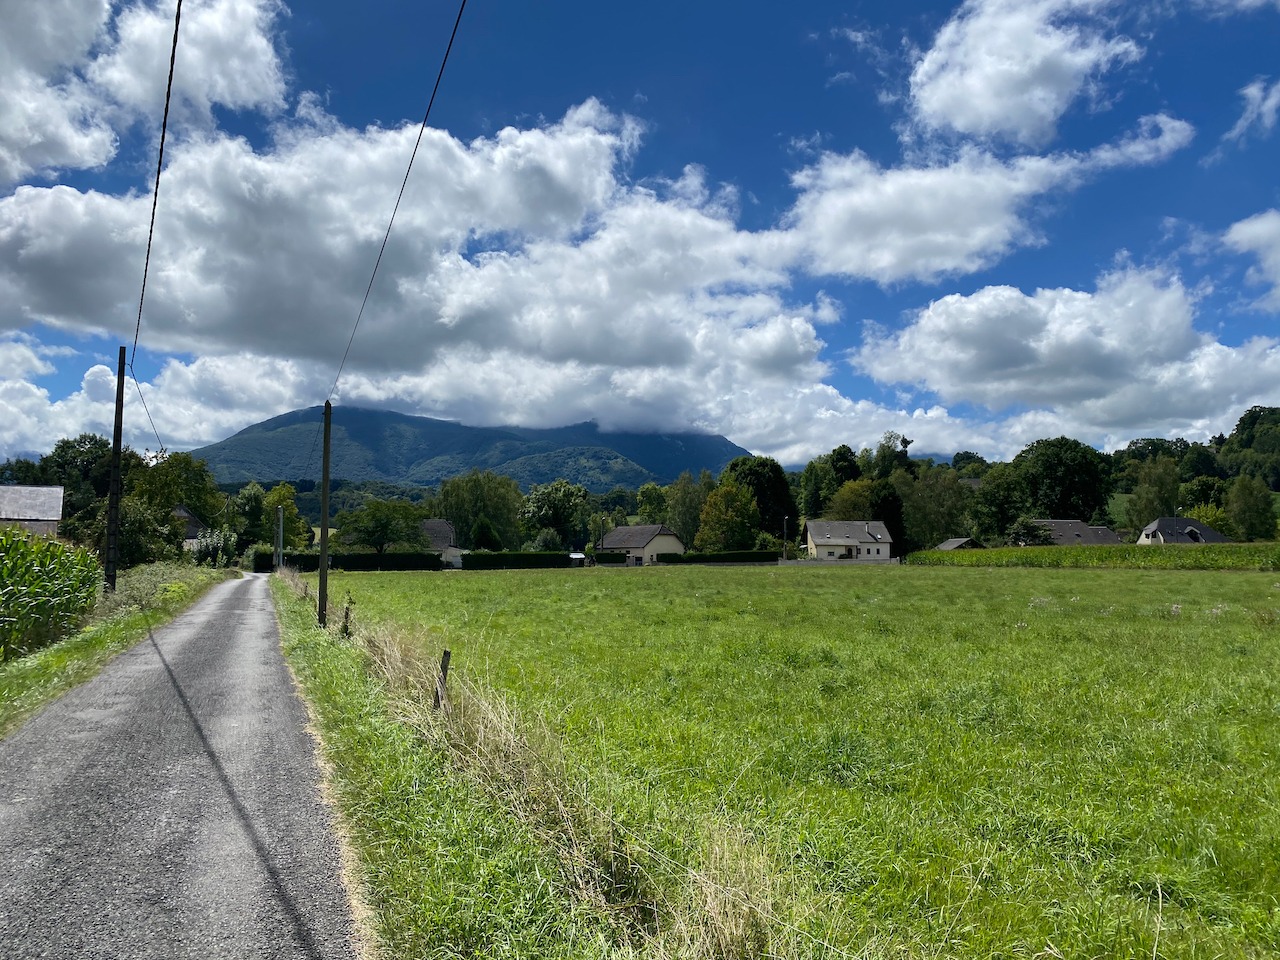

421,518,456,549
806,520,893,545
0,485,64,521
1033,519,1123,546
601,524,683,550
935,537,982,550
1141,517,1232,544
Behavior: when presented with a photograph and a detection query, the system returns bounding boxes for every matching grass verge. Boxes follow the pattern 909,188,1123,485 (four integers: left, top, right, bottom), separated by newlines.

0,562,236,739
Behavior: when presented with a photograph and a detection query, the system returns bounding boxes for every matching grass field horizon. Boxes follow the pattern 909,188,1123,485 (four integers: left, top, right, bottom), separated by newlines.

287,564,1280,958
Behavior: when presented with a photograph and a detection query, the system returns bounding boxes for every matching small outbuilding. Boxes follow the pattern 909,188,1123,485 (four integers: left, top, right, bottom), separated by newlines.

0,485,64,537
1033,519,1123,546
805,520,894,562
934,537,983,551
600,524,685,566
1137,517,1232,545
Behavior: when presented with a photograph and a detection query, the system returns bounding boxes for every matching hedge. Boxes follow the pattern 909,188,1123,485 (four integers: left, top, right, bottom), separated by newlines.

462,551,574,570
278,551,445,572
656,550,780,564
593,552,627,564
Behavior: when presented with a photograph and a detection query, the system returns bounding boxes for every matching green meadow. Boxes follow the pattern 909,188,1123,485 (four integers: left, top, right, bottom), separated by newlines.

281,565,1280,959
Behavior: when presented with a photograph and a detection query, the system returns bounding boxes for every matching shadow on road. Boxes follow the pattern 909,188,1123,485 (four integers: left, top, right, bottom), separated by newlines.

148,627,329,960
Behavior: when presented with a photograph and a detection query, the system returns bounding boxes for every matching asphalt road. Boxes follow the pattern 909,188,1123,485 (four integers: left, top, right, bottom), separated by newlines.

0,574,359,960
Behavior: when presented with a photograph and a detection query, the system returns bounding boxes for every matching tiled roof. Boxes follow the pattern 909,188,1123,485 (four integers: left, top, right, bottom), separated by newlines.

601,524,682,550
0,485,64,521
1032,519,1123,546
805,520,893,545
1141,517,1232,544
421,518,456,549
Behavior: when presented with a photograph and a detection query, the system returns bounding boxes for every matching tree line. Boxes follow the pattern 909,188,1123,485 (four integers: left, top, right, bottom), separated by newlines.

4,406,1277,565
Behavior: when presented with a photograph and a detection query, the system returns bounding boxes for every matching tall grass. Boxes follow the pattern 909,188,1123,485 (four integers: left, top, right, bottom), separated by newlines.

298,565,1280,959
0,528,100,661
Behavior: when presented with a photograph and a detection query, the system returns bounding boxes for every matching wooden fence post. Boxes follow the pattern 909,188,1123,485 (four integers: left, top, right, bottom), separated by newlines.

433,649,452,711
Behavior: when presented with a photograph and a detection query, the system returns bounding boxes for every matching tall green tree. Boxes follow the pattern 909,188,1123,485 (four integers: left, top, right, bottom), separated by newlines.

1226,474,1277,541
1125,457,1180,531
797,458,837,518
439,470,522,550
892,464,971,553
521,479,590,547
663,471,705,548
635,482,668,526
336,499,423,554
824,479,873,521
1012,437,1112,522
264,482,311,548
967,462,1029,543
694,480,760,552
719,455,795,537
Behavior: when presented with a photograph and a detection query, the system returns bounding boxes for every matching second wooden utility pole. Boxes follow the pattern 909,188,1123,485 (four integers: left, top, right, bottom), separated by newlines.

318,401,331,627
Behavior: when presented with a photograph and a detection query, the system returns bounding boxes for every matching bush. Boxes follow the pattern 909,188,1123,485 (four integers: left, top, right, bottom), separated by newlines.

594,552,627,564
462,552,573,570
281,551,444,572
657,550,779,564
242,542,275,573
0,529,101,661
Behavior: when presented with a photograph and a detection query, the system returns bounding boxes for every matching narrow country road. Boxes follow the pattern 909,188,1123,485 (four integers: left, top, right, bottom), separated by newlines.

0,574,359,960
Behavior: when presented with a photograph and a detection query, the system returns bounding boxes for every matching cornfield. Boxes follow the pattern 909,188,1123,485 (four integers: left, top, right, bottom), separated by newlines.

0,527,101,661
905,541,1280,569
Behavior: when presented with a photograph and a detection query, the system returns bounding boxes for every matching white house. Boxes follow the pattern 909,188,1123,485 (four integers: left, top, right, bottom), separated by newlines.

600,524,685,566
805,520,894,562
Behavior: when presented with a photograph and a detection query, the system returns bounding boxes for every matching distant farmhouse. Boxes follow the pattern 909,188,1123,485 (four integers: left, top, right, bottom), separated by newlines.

805,520,894,562
172,505,207,551
1033,519,1123,546
422,519,464,568
1137,517,1232,545
0,486,64,537
601,524,685,566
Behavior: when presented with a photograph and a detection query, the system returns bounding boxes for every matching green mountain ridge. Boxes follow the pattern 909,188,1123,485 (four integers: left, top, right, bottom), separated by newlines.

189,406,751,492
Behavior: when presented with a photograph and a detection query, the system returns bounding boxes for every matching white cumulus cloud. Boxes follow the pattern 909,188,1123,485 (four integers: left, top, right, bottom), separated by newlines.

909,0,1141,146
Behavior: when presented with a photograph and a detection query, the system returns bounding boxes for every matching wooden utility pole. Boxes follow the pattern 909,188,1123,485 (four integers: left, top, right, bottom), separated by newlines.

104,347,126,592
318,401,331,626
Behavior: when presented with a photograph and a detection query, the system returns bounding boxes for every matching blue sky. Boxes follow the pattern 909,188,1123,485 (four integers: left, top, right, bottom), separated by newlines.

2,0,1279,467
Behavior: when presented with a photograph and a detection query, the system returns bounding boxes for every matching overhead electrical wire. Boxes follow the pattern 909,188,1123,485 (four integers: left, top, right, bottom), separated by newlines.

306,0,469,475
130,0,185,458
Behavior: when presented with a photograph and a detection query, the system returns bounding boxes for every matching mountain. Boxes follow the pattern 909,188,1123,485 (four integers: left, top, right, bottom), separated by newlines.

188,406,751,492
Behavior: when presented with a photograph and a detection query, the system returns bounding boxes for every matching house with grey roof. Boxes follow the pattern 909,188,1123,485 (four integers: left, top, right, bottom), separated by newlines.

1033,519,1123,547
1137,517,1232,545
0,486,64,537
805,520,894,562
421,518,463,568
600,524,685,566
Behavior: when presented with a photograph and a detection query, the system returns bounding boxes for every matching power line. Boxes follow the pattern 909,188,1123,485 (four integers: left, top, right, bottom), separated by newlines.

306,0,469,475
130,0,185,458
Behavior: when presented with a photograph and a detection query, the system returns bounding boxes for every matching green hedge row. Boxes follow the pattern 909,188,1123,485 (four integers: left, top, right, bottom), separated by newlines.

594,552,627,564
656,550,780,564
462,552,574,570
904,542,1280,570
280,551,445,572
0,528,101,661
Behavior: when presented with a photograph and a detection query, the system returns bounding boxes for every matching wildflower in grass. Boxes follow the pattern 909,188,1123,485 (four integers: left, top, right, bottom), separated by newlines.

1171,604,1182,616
